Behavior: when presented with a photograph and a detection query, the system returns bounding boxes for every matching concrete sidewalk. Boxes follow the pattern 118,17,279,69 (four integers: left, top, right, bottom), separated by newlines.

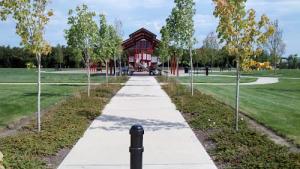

58,76,217,169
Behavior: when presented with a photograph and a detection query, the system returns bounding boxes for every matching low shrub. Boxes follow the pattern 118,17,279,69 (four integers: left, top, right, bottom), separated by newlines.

161,80,300,169
0,82,124,168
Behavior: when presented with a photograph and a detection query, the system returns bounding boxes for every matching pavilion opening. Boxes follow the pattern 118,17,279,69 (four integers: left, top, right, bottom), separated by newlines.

122,28,161,75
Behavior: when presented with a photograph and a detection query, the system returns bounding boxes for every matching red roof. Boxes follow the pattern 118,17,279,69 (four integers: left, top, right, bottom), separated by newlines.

129,28,157,38
122,28,160,50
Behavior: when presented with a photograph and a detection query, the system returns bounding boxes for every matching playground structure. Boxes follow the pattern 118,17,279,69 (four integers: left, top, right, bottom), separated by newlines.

87,28,162,76
88,61,119,75
122,28,161,75
247,60,273,71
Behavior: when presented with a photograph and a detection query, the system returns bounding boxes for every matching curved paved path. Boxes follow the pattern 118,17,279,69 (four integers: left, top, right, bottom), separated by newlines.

58,76,217,169
181,76,279,86
244,77,279,85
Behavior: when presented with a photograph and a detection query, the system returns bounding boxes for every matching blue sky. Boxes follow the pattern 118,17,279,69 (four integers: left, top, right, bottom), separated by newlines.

0,0,299,56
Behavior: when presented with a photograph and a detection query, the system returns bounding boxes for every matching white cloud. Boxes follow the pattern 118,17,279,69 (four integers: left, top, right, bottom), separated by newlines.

62,0,170,11
247,0,300,16
0,0,299,55
194,14,217,28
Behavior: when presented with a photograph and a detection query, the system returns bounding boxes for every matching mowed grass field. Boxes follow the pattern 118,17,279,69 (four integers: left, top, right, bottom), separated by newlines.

211,69,300,78
0,68,115,128
0,84,83,127
187,70,300,145
0,68,109,83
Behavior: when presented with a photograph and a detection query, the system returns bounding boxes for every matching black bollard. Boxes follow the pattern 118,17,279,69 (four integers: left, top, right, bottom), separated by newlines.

206,66,209,76
129,125,144,169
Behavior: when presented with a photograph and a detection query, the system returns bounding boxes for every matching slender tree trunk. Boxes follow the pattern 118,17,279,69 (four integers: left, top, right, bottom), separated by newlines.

235,59,240,131
162,58,165,77
167,56,170,79
37,53,41,132
190,48,194,96
172,56,175,75
119,56,122,76
176,57,179,77
114,55,117,78
170,57,173,75
109,60,112,75
173,56,175,75
211,55,213,70
274,54,277,74
197,62,199,76
106,60,108,86
87,55,91,97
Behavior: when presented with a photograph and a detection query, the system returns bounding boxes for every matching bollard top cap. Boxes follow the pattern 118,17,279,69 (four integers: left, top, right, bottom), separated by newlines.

130,124,144,135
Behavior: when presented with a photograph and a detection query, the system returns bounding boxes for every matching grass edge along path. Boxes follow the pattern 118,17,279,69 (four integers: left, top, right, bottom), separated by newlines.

0,77,127,168
157,77,300,169
193,79,300,146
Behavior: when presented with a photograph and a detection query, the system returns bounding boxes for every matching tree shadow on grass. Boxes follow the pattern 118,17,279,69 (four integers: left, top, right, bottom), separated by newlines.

248,86,300,93
90,114,188,132
91,73,106,77
54,84,84,87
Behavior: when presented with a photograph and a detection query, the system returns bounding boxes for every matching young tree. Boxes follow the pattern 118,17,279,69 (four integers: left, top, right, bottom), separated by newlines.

264,20,286,71
193,48,204,72
1,0,53,132
166,0,196,95
114,18,124,76
55,44,64,70
96,14,110,85
159,26,171,77
65,4,98,97
111,24,123,78
213,0,274,131
185,0,196,96
70,48,83,68
203,32,219,68
166,9,180,77
166,0,195,77
196,47,210,67
287,54,298,69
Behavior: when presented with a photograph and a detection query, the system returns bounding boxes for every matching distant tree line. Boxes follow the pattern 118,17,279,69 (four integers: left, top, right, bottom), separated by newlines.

0,46,34,68
0,45,85,68
171,29,299,70
177,47,300,70
280,54,299,69
1,43,299,70
1,17,299,71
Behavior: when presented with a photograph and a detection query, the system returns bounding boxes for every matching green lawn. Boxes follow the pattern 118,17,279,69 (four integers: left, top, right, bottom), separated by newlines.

0,68,109,83
193,78,300,145
160,80,300,168
0,84,84,127
211,69,300,78
0,68,126,128
179,76,257,83
0,84,122,168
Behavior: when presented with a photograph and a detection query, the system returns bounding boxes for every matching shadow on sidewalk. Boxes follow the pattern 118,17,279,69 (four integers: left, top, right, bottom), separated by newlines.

115,93,159,98
90,114,187,132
